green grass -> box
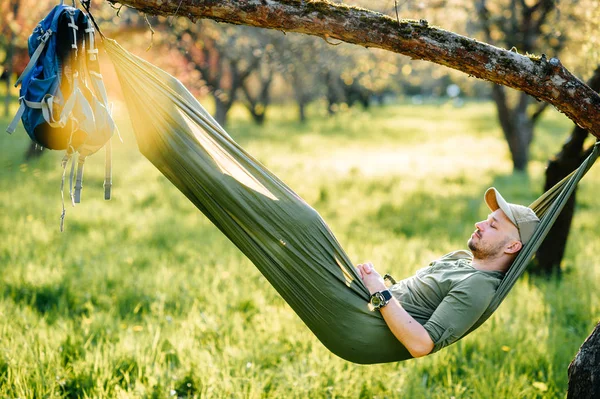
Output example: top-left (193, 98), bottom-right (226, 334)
top-left (1, 100), bottom-right (599, 398)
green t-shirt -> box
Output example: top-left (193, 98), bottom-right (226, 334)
top-left (390, 250), bottom-right (504, 353)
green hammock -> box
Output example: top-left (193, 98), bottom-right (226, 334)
top-left (104, 38), bottom-right (599, 364)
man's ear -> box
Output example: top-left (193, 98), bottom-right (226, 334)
top-left (505, 240), bottom-right (522, 254)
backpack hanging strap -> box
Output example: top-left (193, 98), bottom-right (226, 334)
top-left (60, 152), bottom-right (75, 232)
top-left (74, 156), bottom-right (86, 204)
top-left (85, 24), bottom-right (98, 61)
top-left (104, 138), bottom-right (112, 200)
top-left (66, 9), bottom-right (79, 57)
top-left (69, 151), bottom-right (77, 205)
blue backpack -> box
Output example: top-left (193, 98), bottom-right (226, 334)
top-left (7, 2), bottom-right (117, 230)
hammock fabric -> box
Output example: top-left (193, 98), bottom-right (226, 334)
top-left (104, 38), bottom-right (599, 364)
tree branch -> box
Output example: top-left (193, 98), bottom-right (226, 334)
top-left (107, 0), bottom-right (600, 138)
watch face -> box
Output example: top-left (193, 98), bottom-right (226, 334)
top-left (370, 293), bottom-right (382, 308)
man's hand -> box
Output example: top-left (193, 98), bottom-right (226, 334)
top-left (357, 262), bottom-right (434, 358)
top-left (356, 262), bottom-right (387, 294)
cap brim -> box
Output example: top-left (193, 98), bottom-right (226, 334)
top-left (484, 187), bottom-right (517, 226)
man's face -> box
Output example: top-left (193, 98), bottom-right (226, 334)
top-left (467, 209), bottom-right (520, 259)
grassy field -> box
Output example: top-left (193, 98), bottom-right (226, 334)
top-left (0, 99), bottom-right (599, 398)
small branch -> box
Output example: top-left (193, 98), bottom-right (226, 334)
top-left (143, 14), bottom-right (155, 50)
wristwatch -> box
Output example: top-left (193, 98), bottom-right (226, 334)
top-left (370, 289), bottom-right (392, 310)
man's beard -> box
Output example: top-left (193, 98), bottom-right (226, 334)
top-left (468, 236), bottom-right (509, 260)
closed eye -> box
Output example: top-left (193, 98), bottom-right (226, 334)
top-left (488, 214), bottom-right (499, 229)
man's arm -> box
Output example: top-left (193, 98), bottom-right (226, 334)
top-left (358, 263), bottom-right (434, 358)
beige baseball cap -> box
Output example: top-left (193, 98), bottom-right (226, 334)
top-left (484, 187), bottom-right (540, 245)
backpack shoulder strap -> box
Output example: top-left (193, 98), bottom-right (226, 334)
top-left (13, 29), bottom-right (53, 88)
top-left (82, 16), bottom-right (115, 200)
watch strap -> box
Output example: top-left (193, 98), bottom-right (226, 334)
top-left (380, 289), bottom-right (392, 301)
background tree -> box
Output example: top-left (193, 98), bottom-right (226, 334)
top-left (530, 0), bottom-right (600, 275)
top-left (174, 21), bottom-right (264, 127)
top-left (274, 33), bottom-right (322, 122)
top-left (473, 0), bottom-right (566, 171)
top-left (239, 41), bottom-right (276, 125)
top-left (532, 67), bottom-right (599, 275)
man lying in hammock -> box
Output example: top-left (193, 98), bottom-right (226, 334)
top-left (356, 187), bottom-right (540, 358)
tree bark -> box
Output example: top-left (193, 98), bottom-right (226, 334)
top-left (533, 66), bottom-right (600, 275)
top-left (568, 321), bottom-right (600, 399)
top-left (108, 0), bottom-right (600, 139)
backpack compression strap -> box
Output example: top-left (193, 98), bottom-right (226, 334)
top-left (6, 29), bottom-right (54, 135)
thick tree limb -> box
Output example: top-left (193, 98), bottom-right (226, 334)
top-left (107, 0), bottom-right (600, 138)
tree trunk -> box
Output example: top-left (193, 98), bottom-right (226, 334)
top-left (509, 123), bottom-right (531, 172)
top-left (214, 96), bottom-right (232, 127)
top-left (298, 101), bottom-right (306, 123)
top-left (291, 69), bottom-right (309, 123)
top-left (532, 129), bottom-right (589, 275)
top-left (567, 321), bottom-right (600, 399)
top-left (533, 66), bottom-right (600, 275)
top-left (491, 86), bottom-right (533, 171)
top-left (325, 70), bottom-right (343, 116)
top-left (249, 108), bottom-right (266, 125)
top-left (512, 93), bottom-right (533, 171)
top-left (241, 71), bottom-right (273, 126)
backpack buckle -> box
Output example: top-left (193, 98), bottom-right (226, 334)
top-left (39, 29), bottom-right (53, 44)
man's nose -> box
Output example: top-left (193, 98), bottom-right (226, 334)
top-left (475, 221), bottom-right (485, 230)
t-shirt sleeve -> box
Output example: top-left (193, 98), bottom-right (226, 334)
top-left (423, 274), bottom-right (497, 353)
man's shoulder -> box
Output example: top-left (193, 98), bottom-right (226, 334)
top-left (456, 268), bottom-right (503, 294)
top-left (436, 250), bottom-right (473, 263)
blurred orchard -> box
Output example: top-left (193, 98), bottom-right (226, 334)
top-left (2, 0), bottom-right (600, 168)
